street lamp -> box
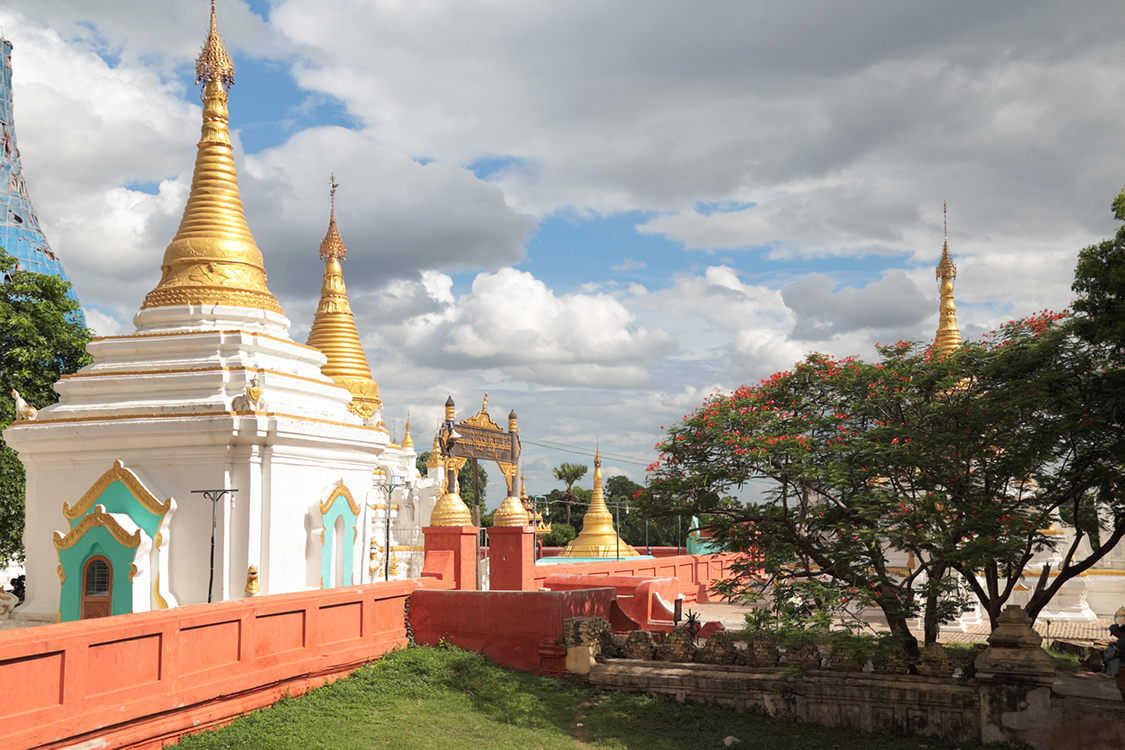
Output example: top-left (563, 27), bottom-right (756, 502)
top-left (191, 488), bottom-right (238, 603)
top-left (607, 501), bottom-right (631, 560)
top-left (379, 474), bottom-right (402, 581)
top-left (532, 495), bottom-right (547, 560)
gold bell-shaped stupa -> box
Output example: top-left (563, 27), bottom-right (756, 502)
top-left (141, 2), bottom-right (282, 315)
top-left (558, 448), bottom-right (638, 558)
top-left (305, 178), bottom-right (382, 421)
top-left (933, 202), bottom-right (962, 361)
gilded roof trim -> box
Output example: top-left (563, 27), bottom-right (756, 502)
top-left (63, 459), bottom-right (172, 521)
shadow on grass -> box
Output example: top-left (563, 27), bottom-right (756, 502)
top-left (176, 645), bottom-right (1023, 750)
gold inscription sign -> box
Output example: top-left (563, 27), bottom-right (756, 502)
top-left (451, 424), bottom-right (518, 463)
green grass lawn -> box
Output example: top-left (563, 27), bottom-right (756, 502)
top-left (175, 645), bottom-right (1015, 750)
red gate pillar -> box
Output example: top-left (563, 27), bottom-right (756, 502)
top-left (487, 525), bottom-right (536, 591)
top-left (422, 526), bottom-right (479, 590)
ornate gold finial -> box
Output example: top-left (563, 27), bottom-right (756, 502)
top-left (141, 2), bottom-right (282, 314)
top-left (305, 180), bottom-right (382, 419)
top-left (508, 408), bottom-right (518, 433)
top-left (320, 175), bottom-right (346, 261)
top-left (197, 1), bottom-right (235, 93)
top-left (244, 564), bottom-right (259, 595)
top-left (933, 201), bottom-right (962, 360)
top-left (403, 417), bottom-right (414, 449)
top-left (559, 446), bottom-right (639, 558)
top-left (445, 396), bottom-right (456, 421)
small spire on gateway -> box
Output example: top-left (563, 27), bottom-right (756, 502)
top-left (141, 0), bottom-right (282, 314)
top-left (933, 201), bottom-right (962, 360)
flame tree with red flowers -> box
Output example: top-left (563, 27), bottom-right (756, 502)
top-left (642, 193), bottom-right (1125, 649)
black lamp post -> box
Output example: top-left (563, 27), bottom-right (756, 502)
top-left (191, 488), bottom-right (238, 603)
top-left (381, 474), bottom-right (402, 581)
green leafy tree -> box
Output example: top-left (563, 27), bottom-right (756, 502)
top-left (605, 474), bottom-right (680, 548)
top-left (0, 249), bottom-right (92, 563)
top-left (1071, 188), bottom-right (1125, 351)
top-left (642, 310), bottom-right (1125, 648)
top-left (552, 462), bottom-right (588, 526)
top-left (542, 523), bottom-right (576, 548)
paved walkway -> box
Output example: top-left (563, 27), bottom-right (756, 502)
top-left (689, 601), bottom-right (1117, 646)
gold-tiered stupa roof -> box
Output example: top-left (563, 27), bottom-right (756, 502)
top-left (305, 178), bottom-right (382, 420)
top-left (933, 202), bottom-right (962, 360)
top-left (141, 2), bottom-right (282, 314)
top-left (558, 448), bottom-right (639, 558)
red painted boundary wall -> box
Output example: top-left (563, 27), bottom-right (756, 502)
top-left (530, 552), bottom-right (741, 603)
top-left (0, 578), bottom-right (448, 750)
top-left (409, 588), bottom-right (616, 675)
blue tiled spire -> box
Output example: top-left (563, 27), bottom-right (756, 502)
top-left (0, 38), bottom-right (83, 321)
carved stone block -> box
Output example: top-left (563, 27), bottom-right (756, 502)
top-left (623, 630), bottom-right (658, 660)
top-left (745, 632), bottom-right (780, 667)
top-left (698, 629), bottom-right (737, 665)
top-left (916, 642), bottom-right (954, 678)
top-left (656, 626), bottom-right (698, 662)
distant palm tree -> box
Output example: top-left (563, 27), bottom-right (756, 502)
top-left (553, 462), bottom-right (588, 526)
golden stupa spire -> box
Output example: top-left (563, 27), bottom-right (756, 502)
top-left (141, 1), bottom-right (282, 314)
top-left (305, 177), bottom-right (382, 419)
top-left (403, 418), bottom-right (414, 449)
top-left (558, 446), bottom-right (639, 558)
top-left (428, 433), bottom-right (442, 469)
top-left (933, 202), bottom-right (962, 360)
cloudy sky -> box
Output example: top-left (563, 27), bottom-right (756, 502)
top-left (4, 1), bottom-right (1124, 506)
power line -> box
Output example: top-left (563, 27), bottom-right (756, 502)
top-left (520, 437), bottom-right (653, 467)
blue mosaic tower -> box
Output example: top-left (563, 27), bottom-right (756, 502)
top-left (0, 38), bottom-right (82, 317)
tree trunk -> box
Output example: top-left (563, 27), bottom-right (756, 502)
top-left (880, 607), bottom-right (920, 659)
top-left (922, 563), bottom-right (947, 645)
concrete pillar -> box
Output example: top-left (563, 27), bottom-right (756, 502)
top-left (487, 525), bottom-right (535, 591)
top-left (422, 525), bottom-right (479, 590)
top-left (975, 605), bottom-right (1058, 749)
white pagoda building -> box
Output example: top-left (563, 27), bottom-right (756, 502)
top-left (5, 9), bottom-right (389, 622)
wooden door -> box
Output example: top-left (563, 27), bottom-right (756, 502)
top-left (81, 556), bottom-right (112, 619)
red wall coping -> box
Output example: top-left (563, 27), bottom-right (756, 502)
top-left (1, 580), bottom-right (420, 750)
top-left (529, 552), bottom-right (741, 602)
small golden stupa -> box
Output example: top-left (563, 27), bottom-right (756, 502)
top-left (933, 202), bottom-right (962, 360)
top-left (304, 177), bottom-right (382, 421)
top-left (558, 448), bottom-right (638, 558)
top-left (493, 478), bottom-right (531, 528)
top-left (141, 1), bottom-right (282, 314)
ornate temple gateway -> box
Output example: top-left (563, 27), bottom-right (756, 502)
top-left (4, 7), bottom-right (388, 622)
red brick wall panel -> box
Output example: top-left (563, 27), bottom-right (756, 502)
top-left (0, 579), bottom-right (419, 750)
